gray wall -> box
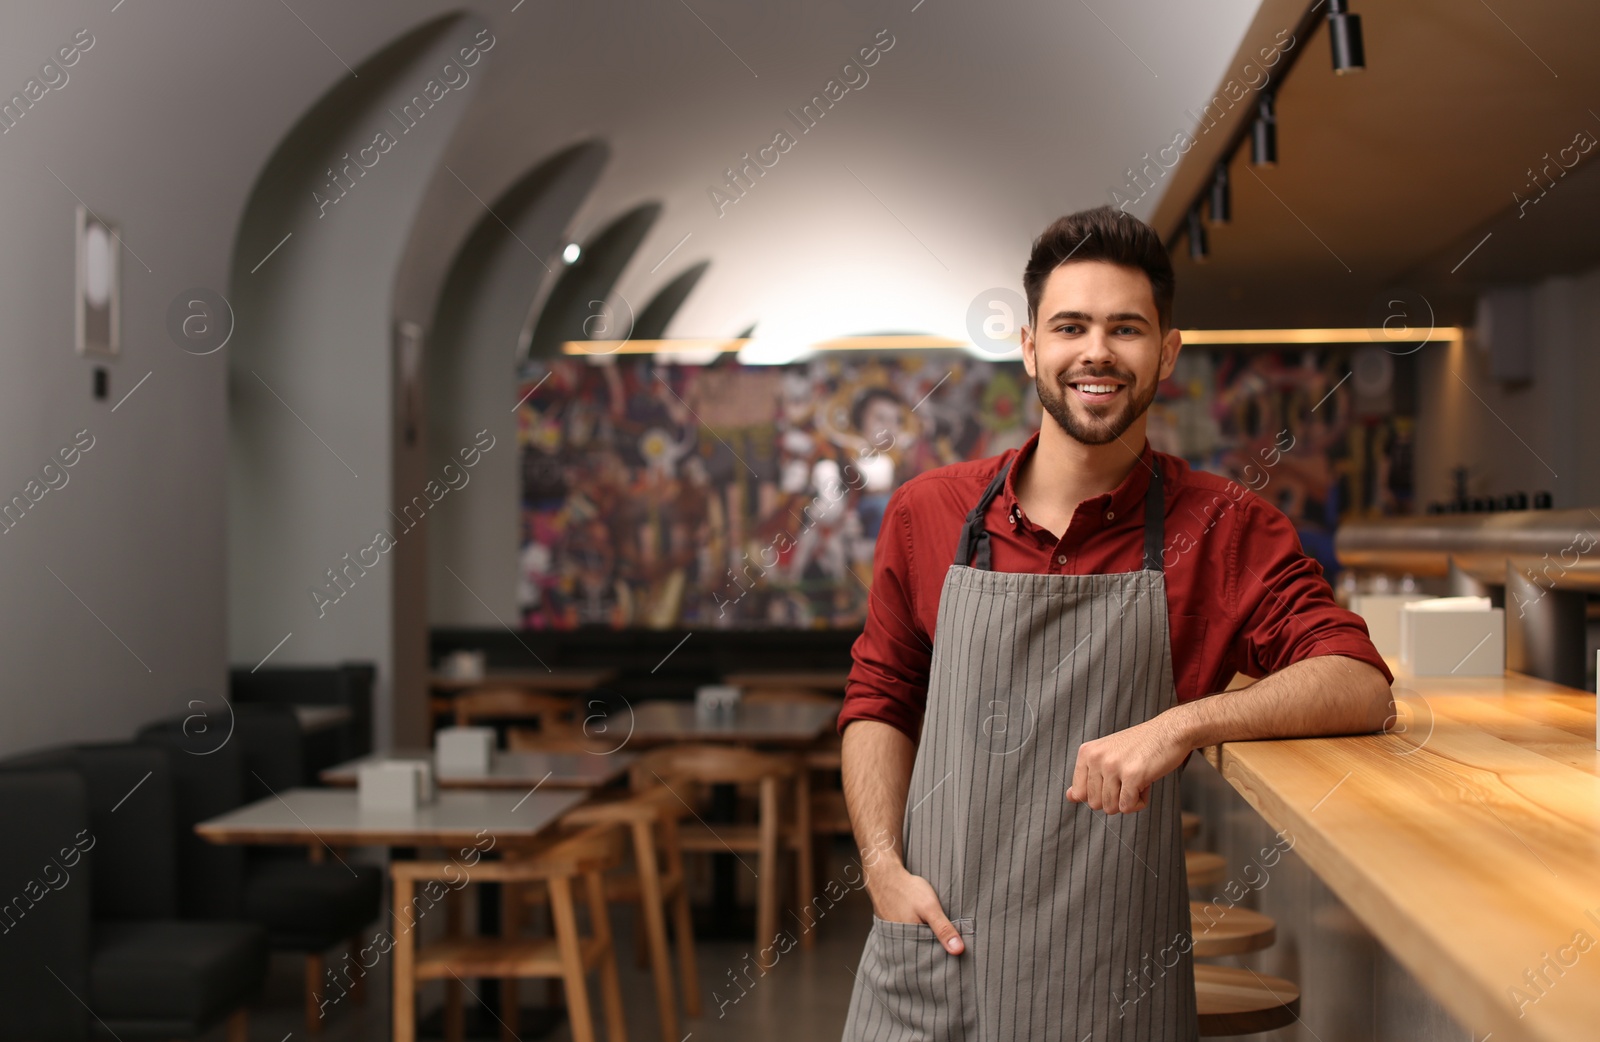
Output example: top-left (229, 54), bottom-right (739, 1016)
top-left (1413, 267), bottom-right (1600, 512)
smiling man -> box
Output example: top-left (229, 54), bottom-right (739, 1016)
top-left (837, 206), bottom-right (1393, 1042)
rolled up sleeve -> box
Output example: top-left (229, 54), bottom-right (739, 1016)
top-left (839, 487), bottom-right (933, 742)
top-left (1230, 499), bottom-right (1394, 686)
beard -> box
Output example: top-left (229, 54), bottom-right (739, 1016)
top-left (1034, 365), bottom-right (1156, 446)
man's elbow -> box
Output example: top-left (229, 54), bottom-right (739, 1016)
top-left (1354, 661), bottom-right (1395, 734)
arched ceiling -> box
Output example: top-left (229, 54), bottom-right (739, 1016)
top-left (414, 0), bottom-right (1263, 345)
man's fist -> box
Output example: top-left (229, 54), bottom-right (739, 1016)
top-left (1066, 713), bottom-right (1191, 814)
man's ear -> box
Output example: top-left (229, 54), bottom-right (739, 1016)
top-left (1020, 319), bottom-right (1038, 379)
top-left (1159, 325), bottom-right (1182, 381)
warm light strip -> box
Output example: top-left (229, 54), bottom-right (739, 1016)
top-left (561, 327), bottom-right (1463, 356)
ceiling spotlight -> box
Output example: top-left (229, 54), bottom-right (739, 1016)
top-left (562, 242), bottom-right (581, 264)
top-left (1327, 0), bottom-right (1366, 73)
top-left (1187, 205), bottom-right (1208, 261)
top-left (1208, 161), bottom-right (1231, 226)
top-left (1251, 95), bottom-right (1277, 166)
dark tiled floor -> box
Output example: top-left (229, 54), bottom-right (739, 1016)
top-left (211, 864), bottom-right (873, 1042)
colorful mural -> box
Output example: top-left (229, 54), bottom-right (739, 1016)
top-left (515, 347), bottom-right (1412, 629)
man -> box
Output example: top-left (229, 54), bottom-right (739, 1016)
top-left (838, 206), bottom-right (1393, 1042)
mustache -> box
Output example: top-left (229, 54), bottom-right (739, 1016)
top-left (1054, 368), bottom-right (1137, 386)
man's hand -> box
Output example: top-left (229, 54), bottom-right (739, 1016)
top-left (1066, 712), bottom-right (1191, 814)
top-left (866, 862), bottom-right (966, 955)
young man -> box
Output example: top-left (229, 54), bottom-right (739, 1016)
top-left (837, 206), bottom-right (1393, 1042)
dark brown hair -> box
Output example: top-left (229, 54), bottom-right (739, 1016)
top-left (1023, 206), bottom-right (1175, 330)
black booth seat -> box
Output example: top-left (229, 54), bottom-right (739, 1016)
top-left (241, 859), bottom-right (382, 950)
top-left (0, 746), bottom-right (267, 1041)
top-left (91, 920), bottom-right (268, 1038)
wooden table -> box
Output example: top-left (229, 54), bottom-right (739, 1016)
top-left (627, 700), bottom-right (839, 747)
top-left (1203, 666), bottom-right (1600, 1042)
top-left (318, 750), bottom-right (635, 790)
top-left (195, 788), bottom-right (586, 849)
top-left (428, 669), bottom-right (618, 694)
top-left (723, 670), bottom-right (851, 692)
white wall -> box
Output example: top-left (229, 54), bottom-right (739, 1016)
top-left (0, 1), bottom-right (464, 757)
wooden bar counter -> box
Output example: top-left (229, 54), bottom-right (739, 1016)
top-left (1200, 666), bottom-right (1600, 1042)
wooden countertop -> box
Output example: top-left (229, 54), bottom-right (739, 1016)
top-left (1203, 667), bottom-right (1600, 1042)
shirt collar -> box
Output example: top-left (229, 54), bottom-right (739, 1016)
top-left (1001, 429), bottom-right (1158, 528)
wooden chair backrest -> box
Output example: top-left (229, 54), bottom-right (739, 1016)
top-left (740, 688), bottom-right (843, 708)
top-left (628, 742), bottom-right (799, 791)
top-left (452, 688), bottom-right (578, 730)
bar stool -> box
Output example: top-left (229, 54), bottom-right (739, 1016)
top-left (1185, 849), bottom-right (1227, 888)
top-left (390, 823), bottom-right (630, 1042)
top-left (1189, 901), bottom-right (1276, 957)
top-left (1194, 964), bottom-right (1300, 1035)
top-left (630, 744), bottom-right (812, 952)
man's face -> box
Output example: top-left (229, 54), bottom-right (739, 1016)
top-left (1020, 260), bottom-right (1181, 446)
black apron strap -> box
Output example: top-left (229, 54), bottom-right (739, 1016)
top-left (953, 458), bottom-right (1014, 570)
top-left (1142, 461), bottom-right (1165, 573)
top-left (954, 452), bottom-right (1165, 573)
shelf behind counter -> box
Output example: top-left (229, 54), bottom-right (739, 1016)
top-left (1201, 665), bottom-right (1600, 1042)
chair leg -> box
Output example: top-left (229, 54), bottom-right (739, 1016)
top-left (226, 1007), bottom-right (248, 1042)
top-left (502, 884), bottom-right (521, 1042)
top-left (757, 778), bottom-right (781, 954)
top-left (794, 771), bottom-right (815, 950)
top-left (304, 953), bottom-right (324, 1034)
top-left (392, 878), bottom-right (417, 1042)
top-left (346, 937), bottom-right (367, 1004)
top-left (551, 875), bottom-right (599, 1042)
top-left (662, 817), bottom-right (701, 1017)
top-left (631, 819), bottom-right (677, 1042)
top-left (586, 869), bottom-right (629, 1042)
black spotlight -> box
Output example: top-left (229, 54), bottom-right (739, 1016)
top-left (1251, 95), bottom-right (1277, 166)
top-left (1187, 205), bottom-right (1208, 261)
top-left (1327, 0), bottom-right (1366, 73)
top-left (1208, 161), bottom-right (1230, 225)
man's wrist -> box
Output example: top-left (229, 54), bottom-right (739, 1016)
top-left (1160, 699), bottom-right (1210, 752)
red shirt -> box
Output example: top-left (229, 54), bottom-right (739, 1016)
top-left (840, 431), bottom-right (1392, 742)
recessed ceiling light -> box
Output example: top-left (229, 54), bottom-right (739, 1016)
top-left (562, 243), bottom-right (581, 264)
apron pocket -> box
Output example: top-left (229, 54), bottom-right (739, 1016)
top-left (852, 916), bottom-right (977, 1041)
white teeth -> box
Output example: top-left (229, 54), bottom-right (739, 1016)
top-left (1077, 384), bottom-right (1118, 394)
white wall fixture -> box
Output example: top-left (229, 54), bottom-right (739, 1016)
top-left (75, 206), bottom-right (119, 357)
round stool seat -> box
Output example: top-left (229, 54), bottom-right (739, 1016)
top-left (1194, 964), bottom-right (1300, 1036)
top-left (1189, 901), bottom-right (1276, 957)
top-left (1181, 811), bottom-right (1201, 842)
top-left (1185, 849), bottom-right (1227, 888)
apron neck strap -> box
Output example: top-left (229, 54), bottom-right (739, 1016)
top-left (954, 453), bottom-right (1167, 573)
top-left (953, 458), bottom-right (1014, 570)
top-left (1141, 462), bottom-right (1165, 573)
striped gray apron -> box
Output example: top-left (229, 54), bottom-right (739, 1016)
top-left (843, 459), bottom-right (1197, 1042)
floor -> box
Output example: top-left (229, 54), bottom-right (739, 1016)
top-left (214, 855), bottom-right (873, 1042)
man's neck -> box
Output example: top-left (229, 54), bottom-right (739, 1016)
top-left (1014, 417), bottom-right (1148, 537)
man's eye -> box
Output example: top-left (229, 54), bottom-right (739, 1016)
top-left (1057, 324), bottom-right (1081, 334)
top-left (1115, 325), bottom-right (1140, 335)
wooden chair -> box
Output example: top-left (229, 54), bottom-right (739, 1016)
top-left (741, 689), bottom-right (851, 887)
top-left (390, 823), bottom-right (630, 1042)
top-left (1194, 964), bottom-right (1300, 1035)
top-left (452, 688), bottom-right (580, 732)
top-left (629, 744), bottom-right (813, 952)
top-left (561, 788), bottom-right (701, 1042)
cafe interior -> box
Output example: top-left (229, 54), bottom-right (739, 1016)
top-left (2, 0), bottom-right (1598, 1040)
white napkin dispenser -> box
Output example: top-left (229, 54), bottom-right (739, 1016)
top-left (358, 760), bottom-right (436, 811)
top-left (434, 726), bottom-right (496, 777)
top-left (1399, 596), bottom-right (1503, 676)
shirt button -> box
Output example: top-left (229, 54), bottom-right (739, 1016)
top-left (1106, 511), bottom-right (1116, 521)
top-left (1057, 554), bottom-right (1068, 565)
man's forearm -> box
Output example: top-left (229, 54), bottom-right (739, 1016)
top-left (1167, 655), bottom-right (1393, 750)
top-left (841, 719), bottom-right (916, 873)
